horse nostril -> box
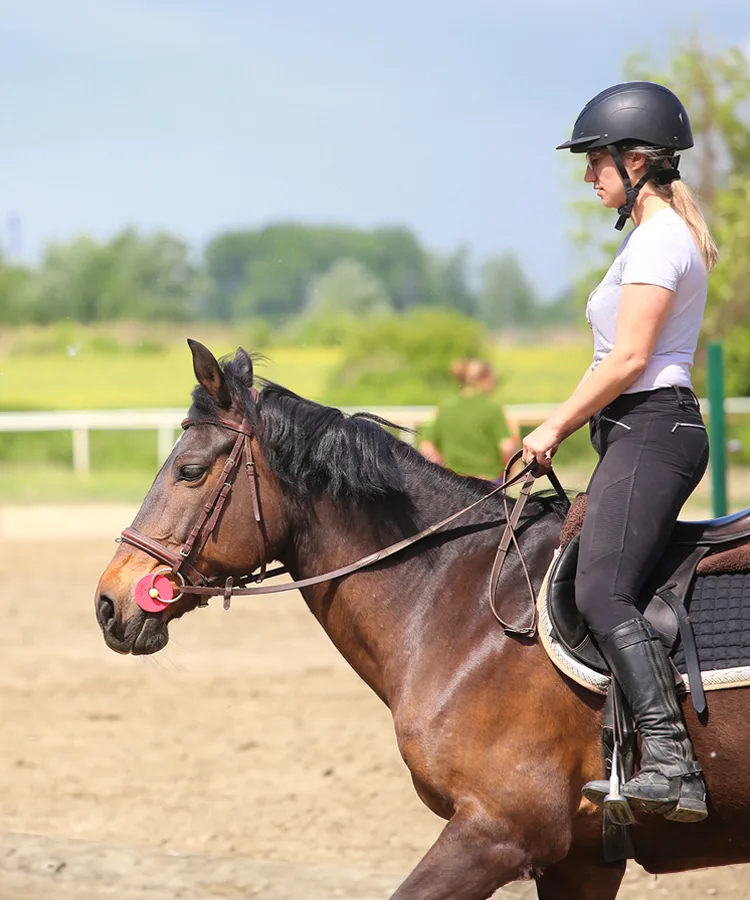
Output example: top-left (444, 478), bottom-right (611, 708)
top-left (97, 594), bottom-right (116, 629)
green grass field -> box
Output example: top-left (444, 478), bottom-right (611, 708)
top-left (0, 463), bottom-right (157, 504)
top-left (1, 343), bottom-right (340, 409)
top-left (0, 323), bottom-right (591, 502)
top-left (491, 340), bottom-right (592, 404)
top-left (1, 323), bottom-right (745, 509)
top-left (0, 323), bottom-right (594, 411)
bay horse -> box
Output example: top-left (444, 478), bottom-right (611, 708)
top-left (95, 340), bottom-right (750, 899)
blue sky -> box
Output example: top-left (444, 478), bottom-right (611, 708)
top-left (2, 0), bottom-right (748, 300)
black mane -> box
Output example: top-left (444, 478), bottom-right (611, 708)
top-left (191, 353), bottom-right (569, 527)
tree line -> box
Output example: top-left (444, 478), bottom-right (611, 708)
top-left (1, 31), bottom-right (748, 394)
top-left (0, 223), bottom-right (566, 331)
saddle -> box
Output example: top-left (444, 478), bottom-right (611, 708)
top-left (540, 495), bottom-right (750, 863)
top-left (546, 494), bottom-right (750, 716)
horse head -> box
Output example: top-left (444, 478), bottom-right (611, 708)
top-left (95, 339), bottom-right (288, 655)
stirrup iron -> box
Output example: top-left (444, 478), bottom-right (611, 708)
top-left (603, 742), bottom-right (635, 826)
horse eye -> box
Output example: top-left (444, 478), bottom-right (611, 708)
top-left (179, 465), bottom-right (206, 482)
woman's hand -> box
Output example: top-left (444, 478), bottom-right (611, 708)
top-left (522, 420), bottom-right (562, 473)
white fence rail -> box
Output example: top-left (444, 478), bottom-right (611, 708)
top-left (2, 399), bottom-right (750, 476)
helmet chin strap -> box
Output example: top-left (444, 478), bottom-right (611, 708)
top-left (607, 144), bottom-right (682, 231)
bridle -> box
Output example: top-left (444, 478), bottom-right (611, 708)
top-left (120, 409), bottom-right (274, 607)
top-left (120, 401), bottom-right (569, 637)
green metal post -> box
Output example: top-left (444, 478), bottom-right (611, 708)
top-left (707, 341), bottom-right (727, 517)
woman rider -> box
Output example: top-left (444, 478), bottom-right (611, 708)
top-left (522, 82), bottom-right (718, 823)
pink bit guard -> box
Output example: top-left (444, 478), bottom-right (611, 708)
top-left (135, 573), bottom-right (175, 613)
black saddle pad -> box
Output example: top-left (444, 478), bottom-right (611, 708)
top-left (547, 537), bottom-right (750, 677)
top-left (672, 573), bottom-right (750, 675)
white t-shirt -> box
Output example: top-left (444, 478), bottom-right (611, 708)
top-left (586, 207), bottom-right (708, 393)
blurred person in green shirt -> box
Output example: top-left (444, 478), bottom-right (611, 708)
top-left (418, 359), bottom-right (519, 480)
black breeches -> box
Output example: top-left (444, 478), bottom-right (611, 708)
top-left (575, 387), bottom-right (709, 638)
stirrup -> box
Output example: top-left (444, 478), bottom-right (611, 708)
top-left (582, 744), bottom-right (634, 826)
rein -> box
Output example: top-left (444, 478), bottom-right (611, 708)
top-left (120, 410), bottom-right (569, 636)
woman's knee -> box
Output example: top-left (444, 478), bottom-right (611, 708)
top-left (574, 569), bottom-right (640, 636)
top-left (573, 583), bottom-right (602, 629)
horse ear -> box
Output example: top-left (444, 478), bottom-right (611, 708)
top-left (234, 347), bottom-right (254, 387)
top-left (188, 339), bottom-right (231, 408)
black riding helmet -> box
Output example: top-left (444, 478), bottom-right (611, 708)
top-left (557, 82), bottom-right (693, 230)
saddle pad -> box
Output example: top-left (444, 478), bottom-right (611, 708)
top-left (672, 573), bottom-right (750, 674)
top-left (537, 551), bottom-right (750, 696)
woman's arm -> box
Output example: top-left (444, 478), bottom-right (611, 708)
top-left (523, 282), bottom-right (674, 468)
top-left (575, 364), bottom-right (595, 389)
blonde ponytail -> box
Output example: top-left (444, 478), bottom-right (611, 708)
top-left (627, 146), bottom-right (719, 271)
top-left (668, 180), bottom-right (719, 271)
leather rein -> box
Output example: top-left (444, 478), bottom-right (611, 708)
top-left (120, 411), bottom-right (569, 637)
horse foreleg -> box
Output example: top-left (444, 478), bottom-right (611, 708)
top-left (534, 851), bottom-right (626, 900)
top-left (389, 810), bottom-right (540, 900)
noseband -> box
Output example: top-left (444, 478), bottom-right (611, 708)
top-left (120, 412), bottom-right (273, 609)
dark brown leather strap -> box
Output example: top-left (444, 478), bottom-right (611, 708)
top-left (121, 418), bottom-right (253, 584)
top-left (182, 429), bottom-right (245, 563)
top-left (180, 461), bottom-right (538, 601)
top-left (657, 587), bottom-right (707, 716)
top-left (120, 527), bottom-right (206, 585)
top-left (488, 469), bottom-right (538, 636)
top-left (483, 450), bottom-right (570, 637)
top-left (244, 438), bottom-right (267, 581)
top-left (121, 413), bottom-right (565, 634)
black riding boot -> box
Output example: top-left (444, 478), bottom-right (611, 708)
top-left (582, 617), bottom-right (707, 822)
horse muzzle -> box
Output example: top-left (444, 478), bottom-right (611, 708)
top-left (96, 593), bottom-right (169, 655)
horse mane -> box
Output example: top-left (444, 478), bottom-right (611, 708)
top-left (190, 352), bottom-right (570, 526)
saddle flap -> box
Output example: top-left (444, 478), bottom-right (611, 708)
top-left (547, 537), bottom-right (609, 675)
top-left (546, 536), bottom-right (694, 676)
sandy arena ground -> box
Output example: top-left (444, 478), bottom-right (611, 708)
top-left (0, 504), bottom-right (749, 898)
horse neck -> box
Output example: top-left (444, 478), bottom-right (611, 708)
top-left (276, 475), bottom-right (556, 707)
top-left (276, 494), bottom-right (407, 701)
